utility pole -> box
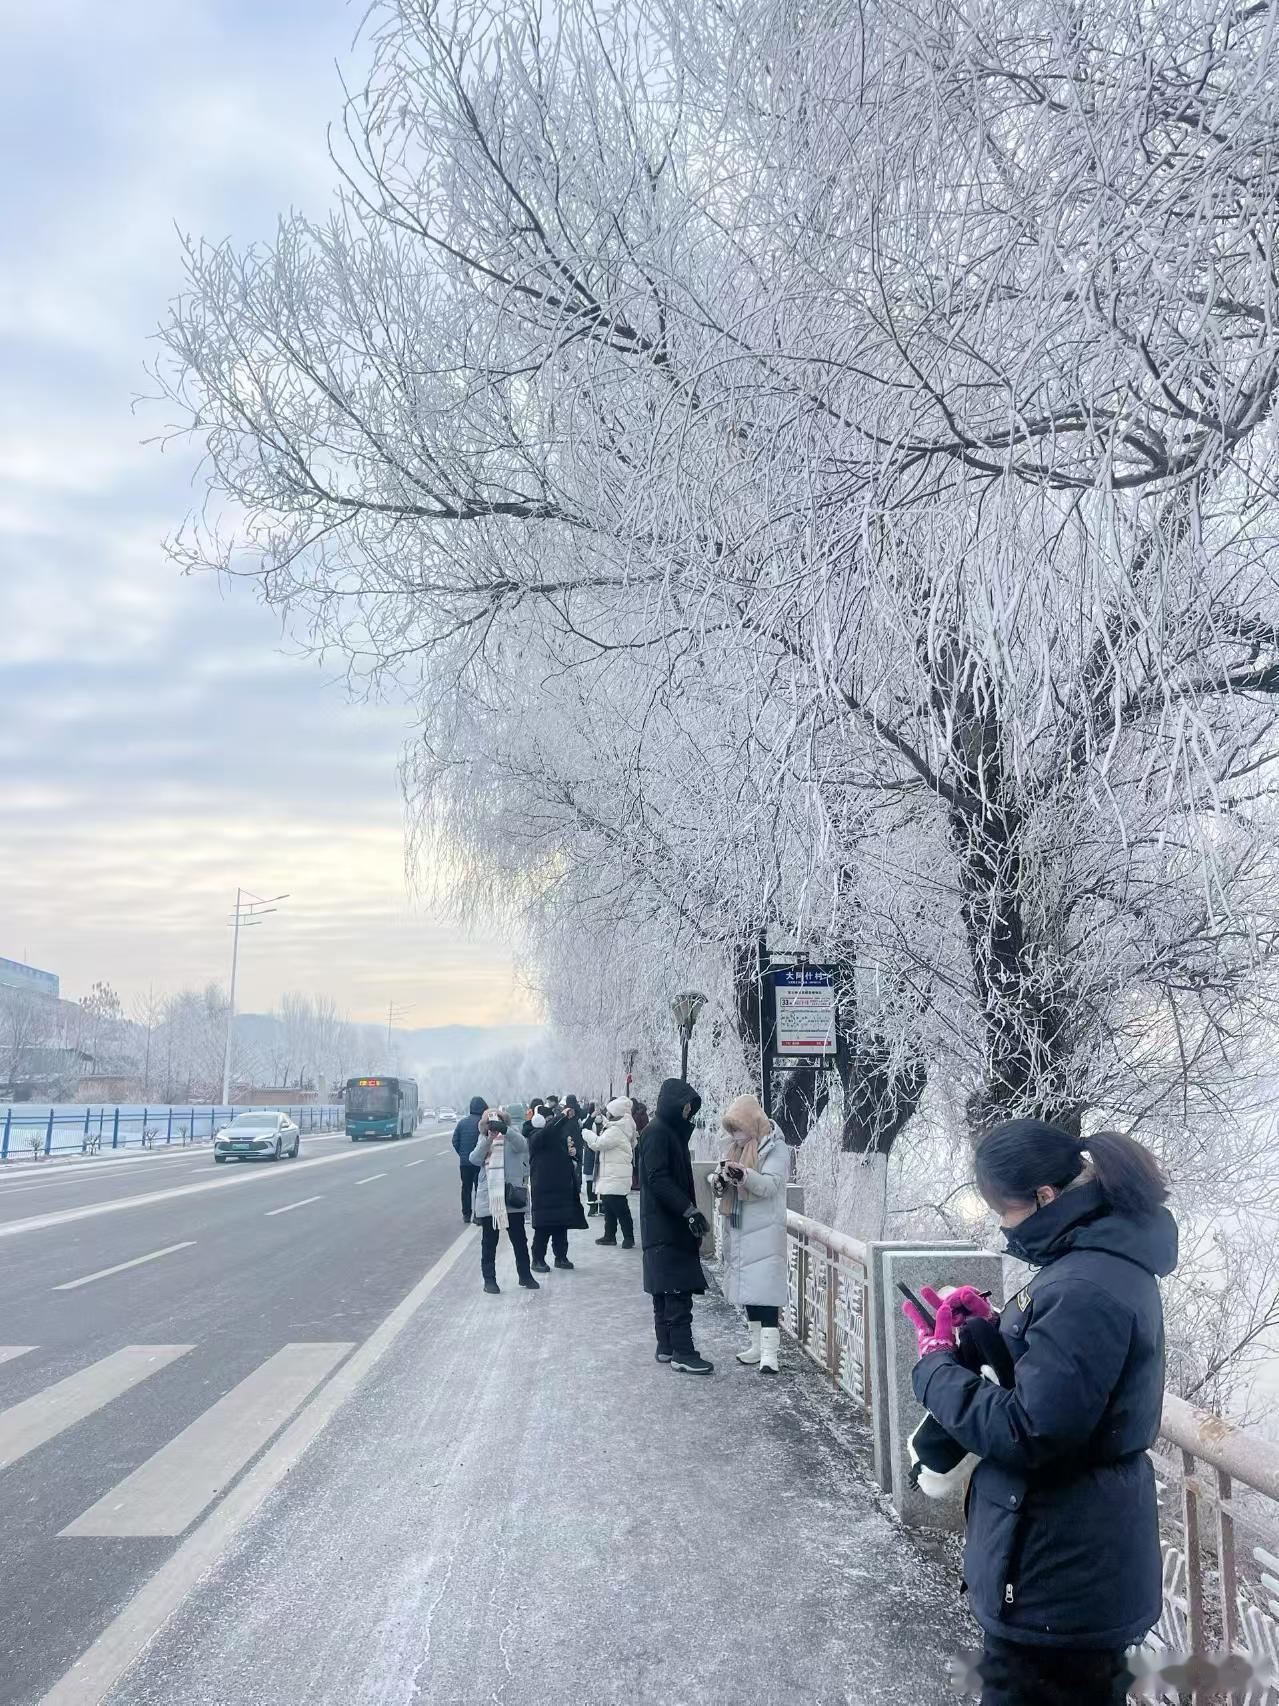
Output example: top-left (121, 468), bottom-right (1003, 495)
top-left (220, 889), bottom-right (288, 1106)
top-left (386, 1000), bottom-right (412, 1070)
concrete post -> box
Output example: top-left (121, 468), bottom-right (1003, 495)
top-left (880, 1246), bottom-right (1004, 1529)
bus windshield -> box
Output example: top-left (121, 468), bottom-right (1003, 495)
top-left (347, 1082), bottom-right (397, 1118)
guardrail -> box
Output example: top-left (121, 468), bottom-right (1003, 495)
top-left (777, 1209), bottom-right (1279, 1701)
top-left (0, 1103), bottom-right (345, 1161)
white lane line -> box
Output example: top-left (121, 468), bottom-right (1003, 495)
top-left (61, 1343), bottom-right (354, 1538)
top-left (0, 1347), bottom-right (35, 1367)
top-left (355, 1173), bottom-right (386, 1185)
top-left (39, 1229), bottom-right (473, 1706)
top-left (53, 1243), bottom-right (196, 1293)
top-left (404, 1159), bottom-right (425, 1168)
top-left (0, 1132), bottom-right (434, 1242)
top-left (0, 1346), bottom-right (191, 1470)
top-left (264, 1196), bottom-right (322, 1217)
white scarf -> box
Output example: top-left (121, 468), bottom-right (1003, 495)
top-left (486, 1131), bottom-right (508, 1231)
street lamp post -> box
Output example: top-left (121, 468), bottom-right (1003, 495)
top-left (670, 993), bottom-right (707, 1082)
top-left (220, 889), bottom-right (288, 1107)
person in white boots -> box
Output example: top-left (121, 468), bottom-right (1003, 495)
top-left (709, 1093), bottom-right (789, 1373)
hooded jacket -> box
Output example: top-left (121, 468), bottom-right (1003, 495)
top-left (638, 1078), bottom-right (706, 1296)
top-left (452, 1096), bottom-right (488, 1163)
top-left (912, 1178), bottom-right (1177, 1650)
top-left (714, 1124), bottom-right (789, 1308)
top-left (528, 1113), bottom-right (588, 1230)
top-left (586, 1097), bottom-right (637, 1197)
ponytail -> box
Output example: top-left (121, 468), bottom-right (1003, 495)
top-left (976, 1118), bottom-right (1168, 1217)
top-left (1082, 1129), bottom-right (1169, 1217)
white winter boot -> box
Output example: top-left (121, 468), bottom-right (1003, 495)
top-left (759, 1326), bottom-right (781, 1374)
top-left (736, 1321), bottom-right (762, 1365)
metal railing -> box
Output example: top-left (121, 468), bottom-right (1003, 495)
top-left (0, 1103), bottom-right (345, 1161)
top-left (776, 1209), bottom-right (1279, 1702)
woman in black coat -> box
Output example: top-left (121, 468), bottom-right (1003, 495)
top-left (638, 1078), bottom-right (712, 1375)
top-left (528, 1104), bottom-right (587, 1272)
top-left (907, 1119), bottom-right (1176, 1706)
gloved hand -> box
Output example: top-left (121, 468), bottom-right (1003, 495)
top-left (902, 1284), bottom-right (993, 1359)
top-left (686, 1210), bottom-right (710, 1241)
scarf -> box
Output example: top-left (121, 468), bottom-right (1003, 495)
top-left (485, 1130), bottom-right (508, 1231)
top-left (716, 1132), bottom-right (762, 1220)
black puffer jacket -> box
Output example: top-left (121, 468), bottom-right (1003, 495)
top-left (528, 1115), bottom-right (588, 1230)
top-left (913, 1179), bottom-right (1177, 1650)
top-left (638, 1078), bottom-right (706, 1296)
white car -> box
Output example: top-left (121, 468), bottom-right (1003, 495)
top-left (214, 1110), bottom-right (301, 1163)
top-left (437, 1107), bottom-right (458, 1123)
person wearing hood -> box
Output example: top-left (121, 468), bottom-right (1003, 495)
top-left (638, 1078), bottom-right (712, 1375)
top-left (470, 1107), bottom-right (539, 1295)
top-left (528, 1098), bottom-right (588, 1272)
top-left (709, 1093), bottom-right (789, 1374)
top-left (587, 1096), bottom-right (638, 1248)
top-left (452, 1095), bottom-right (489, 1226)
top-left (903, 1120), bottom-right (1177, 1706)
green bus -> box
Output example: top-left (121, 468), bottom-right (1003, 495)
top-left (345, 1075), bottom-right (420, 1141)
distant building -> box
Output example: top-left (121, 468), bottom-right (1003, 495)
top-left (0, 957), bottom-right (59, 1000)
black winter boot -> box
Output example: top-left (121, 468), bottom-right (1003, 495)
top-left (671, 1350), bottom-right (714, 1376)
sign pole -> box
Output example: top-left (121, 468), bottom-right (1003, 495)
top-left (758, 932), bottom-right (773, 1122)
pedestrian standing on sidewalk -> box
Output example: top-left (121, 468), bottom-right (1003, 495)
top-left (470, 1108), bottom-right (540, 1295)
top-left (528, 1100), bottom-right (588, 1272)
top-left (629, 1098), bottom-right (648, 1193)
top-left (709, 1094), bottom-right (788, 1374)
top-left (639, 1077), bottom-right (712, 1375)
top-left (904, 1120), bottom-right (1176, 1706)
top-left (579, 1102), bottom-right (602, 1214)
top-left (588, 1096), bottom-right (637, 1248)
top-left (452, 1095), bottom-right (488, 1226)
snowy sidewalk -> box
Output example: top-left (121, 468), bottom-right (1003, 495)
top-left (111, 1227), bottom-right (960, 1706)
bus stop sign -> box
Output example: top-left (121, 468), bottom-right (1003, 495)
top-left (771, 967), bottom-right (837, 1063)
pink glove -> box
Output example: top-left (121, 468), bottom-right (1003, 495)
top-left (901, 1285), bottom-right (995, 1358)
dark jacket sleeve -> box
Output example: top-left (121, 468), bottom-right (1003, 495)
top-left (645, 1131), bottom-right (694, 1221)
top-left (452, 1120), bottom-right (468, 1160)
top-left (912, 1279), bottom-right (1135, 1472)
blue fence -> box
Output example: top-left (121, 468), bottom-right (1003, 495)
top-left (0, 1103), bottom-right (345, 1162)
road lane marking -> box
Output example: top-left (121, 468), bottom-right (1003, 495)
top-left (61, 1343), bottom-right (353, 1538)
top-left (404, 1159), bottom-right (425, 1168)
top-left (264, 1196), bottom-right (322, 1216)
top-left (356, 1173), bottom-right (386, 1185)
top-left (53, 1242), bottom-right (196, 1292)
top-left (0, 1347), bottom-right (35, 1367)
top-left (0, 1347), bottom-right (191, 1470)
top-left (39, 1230), bottom-right (473, 1706)
top-left (0, 1132), bottom-right (433, 1241)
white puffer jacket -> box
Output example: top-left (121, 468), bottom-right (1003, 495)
top-left (586, 1099), bottom-right (637, 1196)
top-left (714, 1128), bottom-right (789, 1307)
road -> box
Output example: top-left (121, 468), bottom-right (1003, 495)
top-left (0, 1120), bottom-right (467, 1706)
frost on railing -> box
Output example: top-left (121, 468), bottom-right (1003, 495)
top-left (784, 1212), bottom-right (870, 1413)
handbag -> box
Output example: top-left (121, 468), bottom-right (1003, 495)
top-left (504, 1181), bottom-right (529, 1212)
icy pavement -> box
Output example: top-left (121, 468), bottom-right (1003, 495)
top-left (108, 1228), bottom-right (960, 1706)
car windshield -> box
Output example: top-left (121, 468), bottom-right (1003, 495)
top-left (226, 1114), bottom-right (278, 1131)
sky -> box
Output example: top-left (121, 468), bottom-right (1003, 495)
top-left (0, 0), bottom-right (537, 1028)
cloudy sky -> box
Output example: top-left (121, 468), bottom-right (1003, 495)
top-left (1, 0), bottom-right (536, 1028)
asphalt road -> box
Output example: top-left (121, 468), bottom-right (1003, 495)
top-left (0, 1121), bottom-right (467, 1706)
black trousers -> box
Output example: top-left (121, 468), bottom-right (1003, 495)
top-left (651, 1291), bottom-right (695, 1356)
top-left (479, 1213), bottom-right (531, 1284)
top-left (601, 1194), bottom-right (634, 1242)
top-left (459, 1162), bottom-right (479, 1221)
top-left (745, 1303), bottom-right (779, 1327)
top-left (531, 1225), bottom-right (569, 1264)
top-left (978, 1636), bottom-right (1130, 1706)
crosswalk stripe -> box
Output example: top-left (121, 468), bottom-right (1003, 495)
top-left (53, 1242), bottom-right (195, 1291)
top-left (0, 1347), bottom-right (35, 1368)
top-left (264, 1195), bottom-right (322, 1216)
top-left (60, 1342), bottom-right (354, 1538)
top-left (0, 1346), bottom-right (191, 1470)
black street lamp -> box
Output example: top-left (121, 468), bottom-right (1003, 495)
top-left (670, 993), bottom-right (707, 1081)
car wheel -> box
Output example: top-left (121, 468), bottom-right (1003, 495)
top-left (272, 1139), bottom-right (282, 1162)
top-left (350, 1134), bottom-right (359, 1143)
top-left (214, 1154), bottom-right (226, 1164)
top-left (291, 1140), bottom-right (300, 1159)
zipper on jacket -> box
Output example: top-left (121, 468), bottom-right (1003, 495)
top-left (1004, 1584), bottom-right (1015, 1606)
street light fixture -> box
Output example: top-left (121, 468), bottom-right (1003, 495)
top-left (670, 992), bottom-right (707, 1081)
top-left (221, 889), bottom-right (288, 1107)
